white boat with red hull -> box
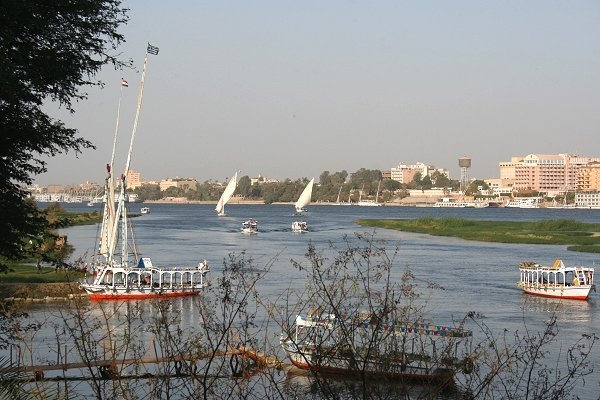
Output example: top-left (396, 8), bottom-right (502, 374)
top-left (518, 259), bottom-right (595, 300)
top-left (81, 44), bottom-right (210, 300)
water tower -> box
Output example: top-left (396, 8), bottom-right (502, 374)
top-left (458, 156), bottom-right (471, 193)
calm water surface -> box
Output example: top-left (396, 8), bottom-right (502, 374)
top-left (19, 204), bottom-right (600, 397)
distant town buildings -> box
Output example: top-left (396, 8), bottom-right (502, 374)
top-left (29, 151), bottom-right (600, 203)
top-left (389, 162), bottom-right (447, 184)
top-left (250, 175), bottom-right (279, 185)
top-left (504, 153), bottom-right (600, 194)
top-left (159, 177), bottom-right (199, 192)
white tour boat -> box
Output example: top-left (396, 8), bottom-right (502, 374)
top-left (505, 197), bottom-right (540, 208)
top-left (518, 259), bottom-right (595, 300)
top-left (241, 218), bottom-right (258, 234)
top-left (81, 44), bottom-right (209, 300)
top-left (291, 221), bottom-right (308, 233)
top-left (433, 197), bottom-right (469, 208)
top-left (280, 313), bottom-right (472, 384)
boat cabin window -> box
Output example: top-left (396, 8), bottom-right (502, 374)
top-left (114, 272), bottom-right (124, 284)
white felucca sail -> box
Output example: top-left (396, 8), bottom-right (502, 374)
top-left (295, 178), bottom-right (314, 213)
top-left (98, 78), bottom-right (127, 262)
top-left (215, 171), bottom-right (239, 216)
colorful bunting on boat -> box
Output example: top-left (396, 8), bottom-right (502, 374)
top-left (298, 314), bottom-right (472, 337)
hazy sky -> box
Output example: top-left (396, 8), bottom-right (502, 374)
top-left (38, 0), bottom-right (600, 186)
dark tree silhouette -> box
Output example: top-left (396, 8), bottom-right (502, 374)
top-left (0, 0), bottom-right (130, 269)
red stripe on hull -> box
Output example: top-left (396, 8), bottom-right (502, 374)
top-left (88, 291), bottom-right (200, 300)
top-left (523, 291), bottom-right (588, 301)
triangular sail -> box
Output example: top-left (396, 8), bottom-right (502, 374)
top-left (215, 171), bottom-right (239, 215)
top-left (335, 186), bottom-right (342, 204)
top-left (295, 178), bottom-right (314, 212)
top-left (98, 76), bottom-right (126, 260)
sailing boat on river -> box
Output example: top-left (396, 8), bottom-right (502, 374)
top-left (215, 170), bottom-right (239, 216)
top-left (81, 44), bottom-right (209, 300)
top-left (294, 178), bottom-right (314, 214)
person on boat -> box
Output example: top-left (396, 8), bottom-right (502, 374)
top-left (197, 260), bottom-right (208, 271)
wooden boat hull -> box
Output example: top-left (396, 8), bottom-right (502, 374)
top-left (520, 285), bottom-right (592, 300)
top-left (282, 344), bottom-right (455, 384)
top-left (280, 314), bottom-right (471, 387)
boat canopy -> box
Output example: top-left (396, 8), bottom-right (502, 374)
top-left (137, 257), bottom-right (154, 268)
top-left (295, 314), bottom-right (472, 337)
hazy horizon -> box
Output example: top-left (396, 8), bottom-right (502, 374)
top-left (37, 1), bottom-right (600, 186)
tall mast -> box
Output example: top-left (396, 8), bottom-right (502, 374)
top-left (110, 43), bottom-right (159, 266)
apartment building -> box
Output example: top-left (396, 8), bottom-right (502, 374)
top-left (512, 153), bottom-right (600, 193)
top-left (390, 162), bottom-right (435, 184)
top-left (577, 163), bottom-right (600, 191)
top-left (126, 170), bottom-right (142, 189)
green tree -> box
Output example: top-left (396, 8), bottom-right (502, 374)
top-left (408, 172), bottom-right (423, 189)
top-left (133, 184), bottom-right (162, 201)
top-left (0, 1), bottom-right (129, 270)
top-left (237, 175), bottom-right (252, 197)
top-left (421, 175), bottom-right (433, 189)
top-left (382, 179), bottom-right (401, 192)
top-left (466, 179), bottom-right (490, 196)
top-left (430, 170), bottom-right (457, 188)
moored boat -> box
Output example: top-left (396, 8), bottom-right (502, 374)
top-left (356, 181), bottom-right (383, 206)
top-left (280, 313), bottom-right (472, 384)
top-left (292, 221), bottom-right (308, 233)
top-left (433, 197), bottom-right (468, 208)
top-left (518, 259), bottom-right (595, 300)
top-left (140, 206), bottom-right (150, 214)
top-left (83, 258), bottom-right (209, 300)
top-left (505, 197), bottom-right (540, 208)
top-left (81, 44), bottom-right (210, 300)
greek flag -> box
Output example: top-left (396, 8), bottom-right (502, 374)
top-left (147, 43), bottom-right (159, 55)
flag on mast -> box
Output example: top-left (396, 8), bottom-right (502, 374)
top-left (121, 79), bottom-right (129, 87)
top-left (147, 43), bottom-right (159, 55)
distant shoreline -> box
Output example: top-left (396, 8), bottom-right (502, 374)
top-left (142, 199), bottom-right (421, 207)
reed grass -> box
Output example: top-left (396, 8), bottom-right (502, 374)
top-left (355, 218), bottom-right (600, 252)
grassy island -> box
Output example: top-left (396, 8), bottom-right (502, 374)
top-left (355, 217), bottom-right (600, 253)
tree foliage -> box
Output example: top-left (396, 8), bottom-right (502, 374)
top-left (0, 1), bottom-right (129, 268)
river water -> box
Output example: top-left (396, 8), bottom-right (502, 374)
top-left (12, 203), bottom-right (600, 398)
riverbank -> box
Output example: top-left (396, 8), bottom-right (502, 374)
top-left (142, 198), bottom-right (424, 206)
top-left (0, 282), bottom-right (84, 301)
